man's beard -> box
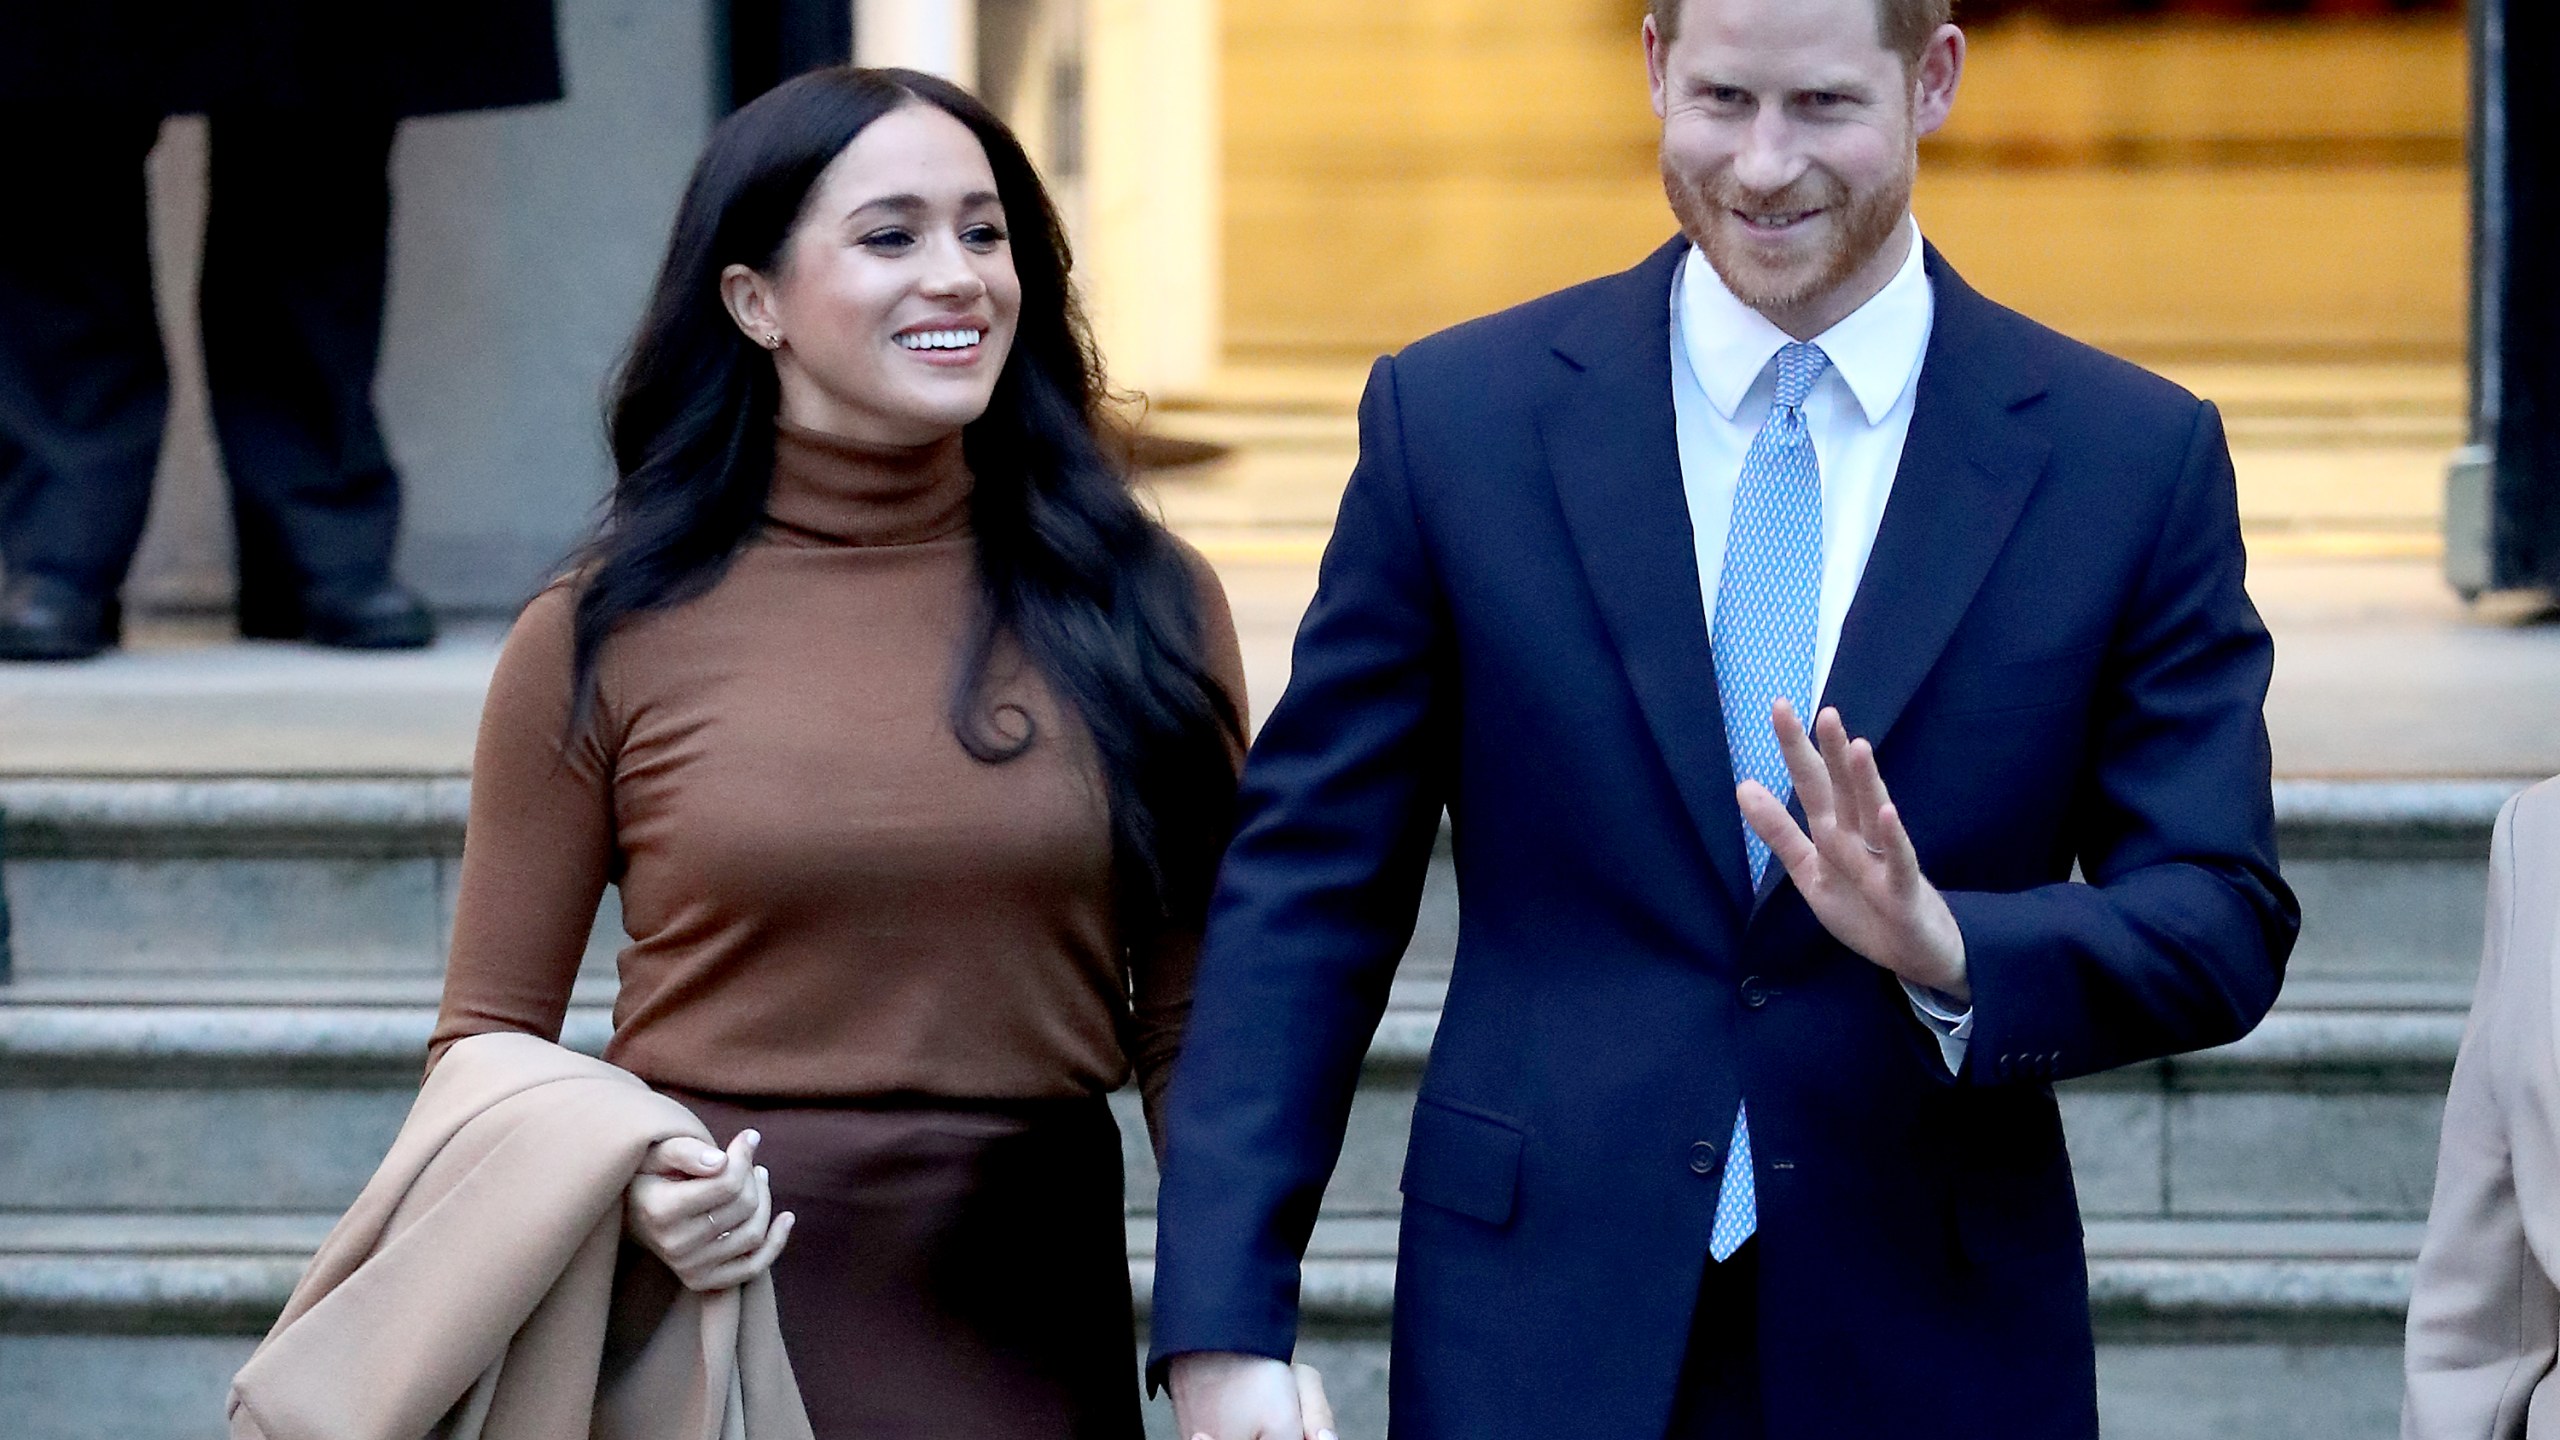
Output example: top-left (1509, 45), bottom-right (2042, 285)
top-left (1664, 149), bottom-right (1915, 318)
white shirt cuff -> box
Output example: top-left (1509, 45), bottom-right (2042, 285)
top-left (1901, 980), bottom-right (1974, 1075)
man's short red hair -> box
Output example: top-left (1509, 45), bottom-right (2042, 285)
top-left (1649, 0), bottom-right (1955, 68)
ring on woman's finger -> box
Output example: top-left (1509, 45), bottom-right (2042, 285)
top-left (1860, 838), bottom-right (1887, 856)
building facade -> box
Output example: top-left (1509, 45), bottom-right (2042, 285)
top-left (125, 0), bottom-right (2534, 613)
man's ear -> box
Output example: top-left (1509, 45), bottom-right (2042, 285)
top-left (1910, 24), bottom-right (1967, 140)
top-left (1643, 14), bottom-right (1672, 121)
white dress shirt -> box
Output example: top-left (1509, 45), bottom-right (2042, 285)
top-left (1668, 218), bottom-right (1975, 1074)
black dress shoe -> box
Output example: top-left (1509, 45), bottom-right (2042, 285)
top-left (239, 580), bottom-right (437, 650)
top-left (0, 574), bottom-right (120, 661)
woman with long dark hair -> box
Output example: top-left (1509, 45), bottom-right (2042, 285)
top-left (428, 67), bottom-right (1274, 1436)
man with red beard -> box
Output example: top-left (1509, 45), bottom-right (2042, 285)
top-left (1151, 0), bottom-right (2298, 1436)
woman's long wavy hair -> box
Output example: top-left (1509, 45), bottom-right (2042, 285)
top-left (575, 66), bottom-right (1243, 947)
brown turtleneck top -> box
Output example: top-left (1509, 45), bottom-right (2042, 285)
top-left (428, 423), bottom-right (1244, 1137)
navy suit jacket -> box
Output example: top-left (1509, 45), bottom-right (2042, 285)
top-left (1148, 240), bottom-right (2302, 1439)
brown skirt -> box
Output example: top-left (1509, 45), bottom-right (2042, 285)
top-left (671, 1089), bottom-right (1142, 1440)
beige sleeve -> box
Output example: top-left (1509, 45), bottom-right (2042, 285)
top-left (2404, 794), bottom-right (2559, 1439)
top-left (1126, 540), bottom-right (1249, 1154)
top-left (427, 586), bottom-right (619, 1072)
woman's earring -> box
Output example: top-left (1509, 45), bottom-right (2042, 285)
top-left (763, 333), bottom-right (782, 349)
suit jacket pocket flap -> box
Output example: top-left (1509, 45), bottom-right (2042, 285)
top-left (1400, 1096), bottom-right (1524, 1227)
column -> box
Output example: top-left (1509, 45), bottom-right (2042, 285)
top-left (1079, 0), bottom-right (1221, 399)
top-left (856, 0), bottom-right (979, 87)
top-left (2449, 0), bottom-right (2560, 598)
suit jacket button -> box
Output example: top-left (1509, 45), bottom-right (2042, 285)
top-left (1740, 977), bottom-right (1769, 1009)
top-left (1689, 1141), bottom-right (1721, 1176)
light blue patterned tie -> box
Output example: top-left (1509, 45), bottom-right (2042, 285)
top-left (1707, 340), bottom-right (1829, 1263)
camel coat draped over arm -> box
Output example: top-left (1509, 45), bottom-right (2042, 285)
top-left (227, 1031), bottom-right (812, 1440)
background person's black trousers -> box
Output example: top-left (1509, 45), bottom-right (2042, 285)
top-left (0, 109), bottom-right (406, 619)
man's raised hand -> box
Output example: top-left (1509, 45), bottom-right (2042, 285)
top-left (1735, 700), bottom-right (1969, 1002)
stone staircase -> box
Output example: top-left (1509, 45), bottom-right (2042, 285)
top-left (0, 775), bottom-right (2515, 1439)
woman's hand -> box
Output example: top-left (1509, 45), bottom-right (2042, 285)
top-left (1168, 1352), bottom-right (1338, 1440)
top-left (625, 1128), bottom-right (795, 1291)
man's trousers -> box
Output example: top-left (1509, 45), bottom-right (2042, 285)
top-left (1666, 1241), bottom-right (1765, 1439)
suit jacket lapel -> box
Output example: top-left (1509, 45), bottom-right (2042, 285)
top-left (1820, 249), bottom-right (2053, 753)
top-left (1543, 240), bottom-right (1757, 915)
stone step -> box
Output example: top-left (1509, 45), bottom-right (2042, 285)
top-left (1, 969), bottom-right (2450, 1440)
top-left (0, 974), bottom-right (2466, 1225)
top-left (0, 1210), bottom-right (2417, 1440)
top-left (0, 778), bottom-right (618, 982)
top-left (0, 777), bottom-right (2527, 984)
top-left (0, 981), bottom-right (2453, 1439)
top-left (2274, 779), bottom-right (2521, 985)
top-left (0, 777), bottom-right (2505, 1439)
top-left (0, 1212), bottom-right (2420, 1344)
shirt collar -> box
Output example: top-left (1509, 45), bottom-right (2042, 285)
top-left (1674, 217), bottom-right (1934, 427)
